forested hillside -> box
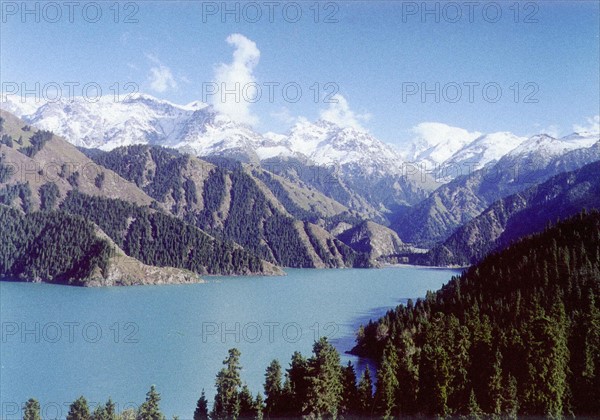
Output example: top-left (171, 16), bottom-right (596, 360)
top-left (84, 145), bottom-right (372, 268)
top-left (0, 112), bottom-right (279, 281)
top-left (424, 160), bottom-right (600, 265)
top-left (0, 111), bottom-right (154, 211)
top-left (0, 205), bottom-right (203, 286)
top-left (59, 191), bottom-right (279, 276)
top-left (0, 205), bottom-right (114, 284)
top-left (392, 140), bottom-right (600, 246)
top-left (351, 211), bottom-right (600, 417)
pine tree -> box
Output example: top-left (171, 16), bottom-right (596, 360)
top-left (212, 348), bottom-right (242, 419)
top-left (571, 289), bottom-right (600, 414)
top-left (193, 389), bottom-right (209, 420)
top-left (254, 393), bottom-right (265, 420)
top-left (137, 386), bottom-right (165, 420)
top-left (468, 315), bottom-right (495, 413)
top-left (239, 384), bottom-right (255, 418)
top-left (67, 396), bottom-right (91, 420)
top-left (445, 318), bottom-right (471, 415)
top-left (286, 351), bottom-right (310, 414)
top-left (305, 337), bottom-right (343, 418)
top-left (394, 332), bottom-right (419, 415)
top-left (418, 342), bottom-right (450, 417)
top-left (522, 311), bottom-right (569, 417)
top-left (91, 400), bottom-right (119, 420)
top-left (91, 404), bottom-right (108, 420)
top-left (357, 366), bottom-right (374, 416)
top-left (467, 389), bottom-right (483, 419)
top-left (105, 398), bottom-right (116, 420)
top-left (23, 398), bottom-right (41, 420)
top-left (263, 359), bottom-right (283, 416)
top-left (374, 340), bottom-right (400, 418)
top-left (501, 374), bottom-right (519, 418)
top-left (488, 349), bottom-right (504, 415)
top-left (340, 361), bottom-right (358, 415)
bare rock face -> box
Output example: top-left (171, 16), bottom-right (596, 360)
top-left (337, 221), bottom-right (407, 262)
top-left (85, 255), bottom-right (205, 287)
top-left (83, 228), bottom-right (205, 287)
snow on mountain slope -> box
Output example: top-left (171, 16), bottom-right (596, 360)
top-left (284, 119), bottom-right (405, 176)
top-left (439, 132), bottom-right (527, 178)
top-left (0, 95), bottom-right (46, 118)
top-left (5, 94), bottom-right (208, 149)
top-left (1, 94), bottom-right (406, 177)
top-left (504, 132), bottom-right (599, 165)
top-left (401, 122), bottom-right (482, 168)
top-left (2, 93), bottom-right (597, 186)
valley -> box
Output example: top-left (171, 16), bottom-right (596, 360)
top-left (1, 86), bottom-right (598, 420)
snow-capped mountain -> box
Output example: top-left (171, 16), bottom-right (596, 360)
top-left (400, 122), bottom-right (482, 169)
top-left (0, 95), bottom-right (45, 118)
top-left (1, 94), bottom-right (406, 177)
top-left (499, 132), bottom-right (599, 170)
top-left (282, 119), bottom-right (405, 176)
top-left (438, 132), bottom-right (528, 178)
top-left (16, 94), bottom-right (208, 150)
top-left (2, 93), bottom-right (597, 186)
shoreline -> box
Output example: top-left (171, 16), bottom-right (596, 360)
top-left (381, 262), bottom-right (469, 270)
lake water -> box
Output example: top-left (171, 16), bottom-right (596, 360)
top-left (0, 267), bottom-right (460, 419)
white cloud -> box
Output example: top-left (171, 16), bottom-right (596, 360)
top-left (319, 94), bottom-right (371, 130)
top-left (148, 65), bottom-right (178, 93)
top-left (145, 52), bottom-right (161, 64)
top-left (573, 115), bottom-right (600, 135)
top-left (213, 33), bottom-right (260, 126)
top-left (532, 122), bottom-right (560, 138)
top-left (543, 125), bottom-right (560, 138)
top-left (404, 122), bottom-right (482, 162)
top-left (271, 107), bottom-right (297, 125)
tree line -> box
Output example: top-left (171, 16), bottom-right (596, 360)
top-left (84, 145), bottom-right (370, 269)
top-left (59, 191), bottom-right (267, 276)
top-left (352, 210), bottom-right (600, 417)
top-left (0, 204), bottom-right (113, 284)
top-left (20, 211), bottom-right (600, 418)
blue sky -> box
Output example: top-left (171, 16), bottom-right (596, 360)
top-left (1, 0), bottom-right (599, 145)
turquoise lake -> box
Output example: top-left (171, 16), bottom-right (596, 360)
top-left (0, 267), bottom-right (461, 419)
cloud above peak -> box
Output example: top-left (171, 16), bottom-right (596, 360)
top-left (213, 33), bottom-right (260, 126)
top-left (148, 65), bottom-right (178, 93)
top-left (573, 115), bottom-right (600, 135)
top-left (319, 94), bottom-right (371, 130)
top-left (145, 54), bottom-right (178, 93)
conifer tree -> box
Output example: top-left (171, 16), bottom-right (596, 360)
top-left (137, 386), bottom-right (165, 420)
top-left (305, 338), bottom-right (343, 418)
top-left (340, 361), bottom-right (358, 415)
top-left (357, 366), bottom-right (374, 416)
top-left (374, 340), bottom-right (400, 418)
top-left (193, 389), bottom-right (209, 420)
top-left (286, 351), bottom-right (310, 414)
top-left (467, 389), bottom-right (483, 419)
top-left (254, 393), bottom-right (265, 420)
top-left (23, 398), bottom-right (41, 420)
top-left (263, 359), bottom-right (283, 416)
top-left (394, 332), bottom-right (419, 415)
top-left (239, 384), bottom-right (255, 418)
top-left (67, 396), bottom-right (91, 420)
top-left (212, 348), bottom-right (242, 419)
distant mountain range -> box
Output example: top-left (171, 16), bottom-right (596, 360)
top-left (1, 94), bottom-right (599, 281)
top-left (422, 160), bottom-right (600, 265)
top-left (392, 137), bottom-right (600, 246)
top-left (3, 94), bottom-right (598, 217)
